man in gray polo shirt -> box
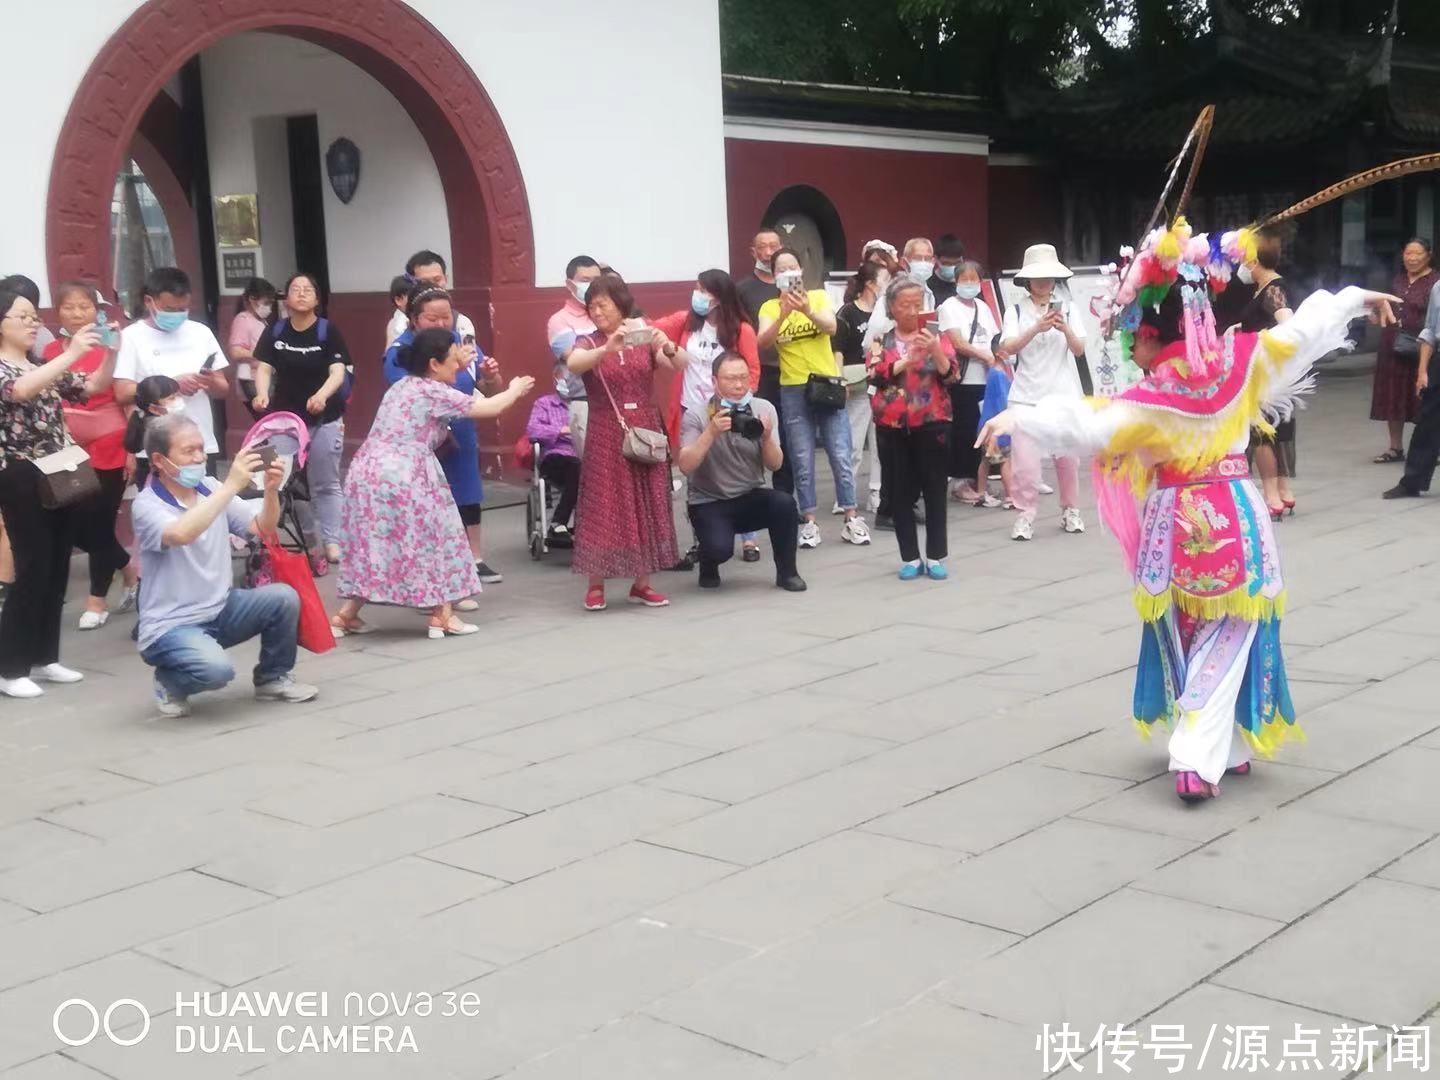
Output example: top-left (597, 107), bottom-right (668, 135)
top-left (678, 352), bottom-right (806, 592)
top-left (132, 414), bottom-right (318, 717)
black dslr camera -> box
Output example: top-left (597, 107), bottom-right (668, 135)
top-left (726, 403), bottom-right (765, 439)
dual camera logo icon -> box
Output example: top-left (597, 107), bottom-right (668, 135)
top-left (52, 999), bottom-right (151, 1047)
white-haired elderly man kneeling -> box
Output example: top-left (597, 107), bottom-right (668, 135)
top-left (131, 413), bottom-right (318, 717)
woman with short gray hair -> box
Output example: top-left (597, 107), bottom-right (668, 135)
top-left (867, 276), bottom-right (960, 579)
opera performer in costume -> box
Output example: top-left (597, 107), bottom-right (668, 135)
top-left (979, 220), bottom-right (1398, 802)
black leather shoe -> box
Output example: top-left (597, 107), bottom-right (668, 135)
top-left (741, 546), bottom-right (761, 563)
top-left (1383, 484), bottom-right (1420, 500)
top-left (699, 563), bottom-right (721, 589)
top-left (776, 574), bottom-right (808, 592)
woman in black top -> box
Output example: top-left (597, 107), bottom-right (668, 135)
top-left (1238, 230), bottom-right (1295, 519)
top-left (251, 272), bottom-right (352, 565)
top-left (833, 262), bottom-right (887, 514)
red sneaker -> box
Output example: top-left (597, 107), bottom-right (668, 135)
top-left (583, 587), bottom-right (607, 611)
top-left (627, 584), bottom-right (670, 608)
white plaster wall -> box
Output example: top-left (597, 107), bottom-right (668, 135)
top-left (2, 0), bottom-right (728, 300)
top-left (201, 32), bottom-right (450, 294)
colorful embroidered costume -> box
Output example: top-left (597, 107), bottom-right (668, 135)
top-left (1010, 221), bottom-right (1372, 789)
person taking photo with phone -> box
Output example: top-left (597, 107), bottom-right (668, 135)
top-left (998, 243), bottom-right (1088, 542)
top-left (45, 282), bottom-right (138, 629)
top-left (132, 414), bottom-right (319, 717)
top-left (114, 267), bottom-right (229, 473)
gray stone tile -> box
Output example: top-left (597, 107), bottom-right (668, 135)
top-left (497, 1015), bottom-right (780, 1080)
top-left (0, 871), bottom-right (267, 992)
top-left (863, 763), bottom-right (1129, 853)
top-left (1380, 835), bottom-right (1440, 890)
top-left (1069, 983), bottom-right (1354, 1078)
top-left (892, 818), bottom-right (1194, 935)
top-left (1288, 629), bottom-right (1439, 683)
top-left (0, 949), bottom-right (220, 1071)
top-left (648, 901), bottom-right (1015, 1063)
top-left (1035, 727), bottom-right (1172, 782)
top-left (650, 829), bottom-right (957, 948)
top-left (939, 888), bottom-right (1281, 1033)
top-left (201, 794), bottom-right (518, 895)
top-left (424, 784), bottom-right (719, 882)
top-left (243, 746), bottom-right (523, 826)
top-left (0, 819), bottom-right (100, 873)
top-left (1136, 807), bottom-right (1429, 921)
top-left (794, 656), bottom-right (967, 704)
top-left (450, 737), bottom-right (712, 814)
top-left (782, 997), bottom-right (1036, 1080)
top-left (645, 728), bottom-right (889, 805)
top-left (0, 768), bottom-right (151, 828)
top-left (1276, 698), bottom-right (1438, 773)
top-left (1073, 762), bottom-right (1335, 843)
top-left (1294, 746), bottom-right (1440, 830)
top-left (1215, 878), bottom-right (1440, 1025)
top-left (646, 756), bottom-right (935, 865)
top-left (426, 840), bottom-right (734, 965)
top-left (41, 762), bottom-right (344, 840)
top-left (102, 716), bottom-right (361, 785)
top-left (463, 696), bottom-right (706, 763)
top-left (1281, 602), bottom-right (1395, 647)
top-left (1, 1056), bottom-right (115, 1079)
top-left (139, 856), bottom-right (499, 985)
top-left (646, 691), bottom-right (856, 751)
top-left (816, 679), bottom-right (1042, 743)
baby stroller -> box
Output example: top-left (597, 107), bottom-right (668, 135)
top-left (236, 412), bottom-right (318, 584)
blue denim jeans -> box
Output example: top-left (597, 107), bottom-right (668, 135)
top-left (779, 385), bottom-right (856, 515)
top-left (141, 585), bottom-right (300, 698)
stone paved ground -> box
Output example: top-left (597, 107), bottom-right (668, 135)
top-left (1, 374), bottom-right (1436, 1079)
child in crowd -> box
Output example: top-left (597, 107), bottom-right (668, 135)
top-left (525, 381), bottom-right (581, 543)
top-left (384, 275), bottom-right (412, 349)
top-left (122, 375), bottom-right (184, 490)
top-left (977, 356), bottom-right (1015, 508)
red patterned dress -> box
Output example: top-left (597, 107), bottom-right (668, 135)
top-left (1370, 267), bottom-right (1437, 424)
top-left (572, 337), bottom-right (678, 578)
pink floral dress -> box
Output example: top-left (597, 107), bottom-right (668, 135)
top-left (338, 377), bottom-right (481, 607)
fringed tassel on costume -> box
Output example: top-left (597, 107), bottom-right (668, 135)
top-left (1133, 585), bottom-right (1287, 624)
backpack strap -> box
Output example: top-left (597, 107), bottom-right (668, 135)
top-left (316, 318), bottom-right (329, 345)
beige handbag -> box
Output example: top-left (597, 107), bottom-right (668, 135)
top-left (597, 367), bottom-right (668, 466)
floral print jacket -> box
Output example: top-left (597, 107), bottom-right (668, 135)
top-left (867, 328), bottom-right (958, 430)
top-left (0, 359), bottom-right (88, 470)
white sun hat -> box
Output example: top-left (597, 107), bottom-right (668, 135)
top-left (1015, 243), bottom-right (1073, 281)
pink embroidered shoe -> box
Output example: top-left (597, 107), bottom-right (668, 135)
top-left (1175, 771), bottom-right (1219, 802)
top-left (1225, 762), bottom-right (1251, 777)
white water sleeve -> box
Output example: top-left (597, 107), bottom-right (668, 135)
top-left (1012, 396), bottom-right (1136, 458)
top-left (1255, 285), bottom-right (1368, 422)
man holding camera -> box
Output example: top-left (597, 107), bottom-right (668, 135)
top-left (678, 353), bottom-right (807, 592)
top-left (132, 413), bottom-right (319, 718)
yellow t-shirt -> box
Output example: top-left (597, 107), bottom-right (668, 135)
top-left (760, 291), bottom-right (837, 386)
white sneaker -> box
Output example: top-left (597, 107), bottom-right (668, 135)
top-left (950, 480), bottom-right (980, 504)
top-left (830, 501), bottom-right (845, 515)
top-left (0, 677), bottom-right (43, 699)
top-left (117, 585), bottom-right (139, 613)
top-left (841, 517), bottom-right (872, 545)
top-left (1062, 507), bottom-right (1086, 534)
top-left (799, 521), bottom-right (822, 548)
top-left (1011, 517), bottom-right (1034, 542)
top-left (254, 674), bottom-right (320, 703)
top-left (34, 663), bottom-right (84, 684)
top-left (979, 493), bottom-right (1003, 508)
top-left (77, 610), bottom-right (109, 631)
top-left (154, 679), bottom-right (190, 718)
top-left (1038, 482), bottom-right (1055, 495)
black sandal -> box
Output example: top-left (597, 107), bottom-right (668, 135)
top-left (1374, 448), bottom-right (1405, 463)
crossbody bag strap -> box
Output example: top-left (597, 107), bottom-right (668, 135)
top-left (956, 304), bottom-right (981, 385)
top-left (594, 363), bottom-right (631, 433)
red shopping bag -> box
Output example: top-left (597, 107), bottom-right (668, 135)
top-left (261, 535), bottom-right (335, 654)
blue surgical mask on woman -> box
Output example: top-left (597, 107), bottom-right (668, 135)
top-left (691, 290), bottom-right (713, 317)
top-left (956, 283), bottom-right (982, 301)
top-left (153, 310), bottom-right (188, 333)
top-left (935, 263), bottom-right (958, 282)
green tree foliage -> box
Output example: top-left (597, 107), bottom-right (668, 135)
top-left (718, 0), bottom-right (1440, 94)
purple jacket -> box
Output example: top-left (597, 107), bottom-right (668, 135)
top-left (526, 393), bottom-right (577, 460)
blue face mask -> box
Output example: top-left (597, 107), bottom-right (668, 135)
top-left (936, 263), bottom-right (958, 282)
top-left (153, 310), bottom-right (188, 333)
top-left (720, 391), bottom-right (753, 410)
top-left (691, 290), bottom-right (713, 317)
top-left (167, 461), bottom-right (206, 489)
top-left (956, 283), bottom-right (982, 300)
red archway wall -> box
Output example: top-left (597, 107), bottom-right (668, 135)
top-left (46, 0), bottom-right (534, 295)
